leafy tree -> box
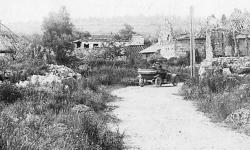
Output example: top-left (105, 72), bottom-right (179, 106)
top-left (42, 6), bottom-right (74, 64)
top-left (102, 42), bottom-right (123, 61)
top-left (221, 14), bottom-right (227, 26)
top-left (119, 24), bottom-right (136, 40)
top-left (144, 37), bottom-right (153, 47)
top-left (28, 34), bottom-right (43, 58)
top-left (73, 31), bottom-right (91, 39)
top-left (113, 34), bottom-right (121, 41)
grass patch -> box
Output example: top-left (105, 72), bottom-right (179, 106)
top-left (181, 74), bottom-right (245, 122)
top-left (0, 79), bottom-right (125, 150)
top-left (89, 66), bottom-right (138, 86)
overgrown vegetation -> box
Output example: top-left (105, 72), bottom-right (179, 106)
top-left (0, 52), bottom-right (135, 149)
top-left (42, 6), bottom-right (75, 64)
top-left (0, 6), bottom-right (133, 147)
top-left (180, 72), bottom-right (250, 126)
top-left (0, 78), bottom-right (125, 149)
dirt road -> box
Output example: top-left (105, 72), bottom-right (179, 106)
top-left (111, 84), bottom-right (250, 150)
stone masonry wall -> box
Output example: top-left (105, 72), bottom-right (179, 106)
top-left (199, 57), bottom-right (250, 77)
top-left (175, 39), bottom-right (206, 57)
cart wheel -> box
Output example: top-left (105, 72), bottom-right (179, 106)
top-left (155, 77), bottom-right (162, 87)
top-left (139, 77), bottom-right (144, 87)
top-left (172, 76), bottom-right (179, 86)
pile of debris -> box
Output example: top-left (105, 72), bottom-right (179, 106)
top-left (47, 64), bottom-right (81, 79)
top-left (199, 57), bottom-right (250, 77)
top-left (16, 64), bottom-right (81, 90)
top-left (225, 108), bottom-right (250, 128)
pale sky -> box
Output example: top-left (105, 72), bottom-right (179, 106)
top-left (0, 0), bottom-right (250, 22)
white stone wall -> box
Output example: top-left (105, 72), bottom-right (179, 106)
top-left (160, 43), bottom-right (176, 59)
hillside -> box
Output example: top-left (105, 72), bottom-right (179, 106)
top-left (5, 15), bottom-right (205, 36)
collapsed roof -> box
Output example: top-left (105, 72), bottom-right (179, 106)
top-left (0, 22), bottom-right (29, 59)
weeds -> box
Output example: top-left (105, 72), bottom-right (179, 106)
top-left (0, 83), bottom-right (23, 103)
top-left (0, 59), bottom-right (139, 149)
top-left (181, 73), bottom-right (246, 122)
top-left (90, 66), bottom-right (137, 86)
top-left (0, 78), bottom-right (125, 150)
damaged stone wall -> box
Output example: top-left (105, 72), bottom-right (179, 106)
top-left (175, 39), bottom-right (206, 57)
top-left (211, 30), bottom-right (225, 57)
top-left (238, 38), bottom-right (250, 56)
top-left (199, 57), bottom-right (250, 77)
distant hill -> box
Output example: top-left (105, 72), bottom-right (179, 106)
top-left (4, 15), bottom-right (205, 36)
top-left (73, 15), bottom-right (165, 36)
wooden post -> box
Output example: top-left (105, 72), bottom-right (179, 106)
top-left (246, 34), bottom-right (249, 56)
top-left (248, 36), bottom-right (249, 56)
top-left (190, 6), bottom-right (195, 77)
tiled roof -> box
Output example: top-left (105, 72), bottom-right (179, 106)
top-left (124, 45), bottom-right (148, 53)
top-left (124, 45), bottom-right (148, 58)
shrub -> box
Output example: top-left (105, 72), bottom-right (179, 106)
top-left (181, 73), bottom-right (246, 123)
top-left (83, 60), bottom-right (128, 69)
top-left (136, 59), bottom-right (151, 69)
top-left (90, 66), bottom-right (137, 86)
top-left (0, 83), bottom-right (23, 103)
top-left (167, 57), bottom-right (179, 66)
top-left (168, 66), bottom-right (192, 82)
top-left (0, 77), bottom-right (125, 149)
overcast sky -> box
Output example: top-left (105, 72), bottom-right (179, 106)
top-left (0, 0), bottom-right (250, 23)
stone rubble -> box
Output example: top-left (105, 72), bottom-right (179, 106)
top-left (225, 108), bottom-right (250, 128)
top-left (199, 57), bottom-right (250, 77)
top-left (16, 64), bottom-right (81, 90)
top-left (71, 104), bottom-right (92, 114)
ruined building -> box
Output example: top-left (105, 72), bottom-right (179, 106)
top-left (140, 19), bottom-right (206, 59)
top-left (0, 21), bottom-right (29, 60)
top-left (205, 15), bottom-right (250, 59)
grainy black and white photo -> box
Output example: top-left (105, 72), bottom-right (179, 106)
top-left (1, 0), bottom-right (250, 149)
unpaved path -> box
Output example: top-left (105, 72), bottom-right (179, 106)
top-left (110, 84), bottom-right (250, 150)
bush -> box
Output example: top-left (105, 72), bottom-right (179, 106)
top-left (2, 58), bottom-right (49, 84)
top-left (167, 57), bottom-right (179, 66)
top-left (181, 73), bottom-right (245, 122)
top-left (167, 66), bottom-right (192, 82)
top-left (84, 60), bottom-right (128, 69)
top-left (90, 66), bottom-right (137, 86)
top-left (0, 83), bottom-right (23, 103)
top-left (136, 59), bottom-right (151, 69)
top-left (0, 78), bottom-right (125, 149)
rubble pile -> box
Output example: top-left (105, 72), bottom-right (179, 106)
top-left (225, 108), bottom-right (250, 128)
top-left (47, 64), bottom-right (81, 80)
top-left (16, 64), bottom-right (81, 90)
top-left (213, 57), bottom-right (250, 73)
top-left (199, 57), bottom-right (250, 77)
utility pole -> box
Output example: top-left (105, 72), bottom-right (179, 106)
top-left (190, 6), bottom-right (195, 77)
